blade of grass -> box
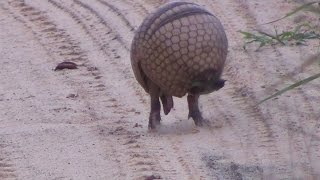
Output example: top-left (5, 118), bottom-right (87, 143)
top-left (263, 2), bottom-right (318, 24)
top-left (239, 30), bottom-right (274, 49)
top-left (306, 3), bottom-right (320, 15)
top-left (258, 30), bottom-right (286, 45)
top-left (258, 72), bottom-right (320, 104)
top-left (238, 31), bottom-right (256, 39)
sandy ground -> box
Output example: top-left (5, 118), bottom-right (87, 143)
top-left (0, 0), bottom-right (320, 179)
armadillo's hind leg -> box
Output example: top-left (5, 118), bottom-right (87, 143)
top-left (187, 94), bottom-right (204, 126)
top-left (160, 95), bottom-right (173, 115)
top-left (148, 80), bottom-right (161, 129)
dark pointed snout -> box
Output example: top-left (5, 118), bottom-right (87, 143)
top-left (214, 79), bottom-right (226, 90)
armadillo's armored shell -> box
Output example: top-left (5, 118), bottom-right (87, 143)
top-left (131, 2), bottom-right (228, 97)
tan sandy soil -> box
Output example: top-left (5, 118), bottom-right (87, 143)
top-left (0, 0), bottom-right (320, 179)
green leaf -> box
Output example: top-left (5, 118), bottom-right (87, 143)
top-left (258, 72), bottom-right (320, 104)
top-left (263, 2), bottom-right (319, 24)
top-left (238, 31), bottom-right (256, 39)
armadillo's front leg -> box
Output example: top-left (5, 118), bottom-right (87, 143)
top-left (148, 80), bottom-right (161, 129)
top-left (187, 94), bottom-right (203, 126)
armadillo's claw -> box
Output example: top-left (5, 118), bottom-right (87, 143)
top-left (188, 111), bottom-right (204, 126)
top-left (148, 80), bottom-right (162, 130)
top-left (187, 94), bottom-right (206, 126)
top-left (148, 113), bottom-right (161, 129)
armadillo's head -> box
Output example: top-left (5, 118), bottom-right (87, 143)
top-left (189, 68), bottom-right (225, 95)
top-left (190, 79), bottom-right (226, 95)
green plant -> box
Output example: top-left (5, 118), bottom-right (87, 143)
top-left (239, 24), bottom-right (320, 50)
top-left (238, 2), bottom-right (320, 104)
top-left (263, 2), bottom-right (320, 24)
top-left (239, 30), bottom-right (274, 50)
top-left (258, 71), bottom-right (320, 104)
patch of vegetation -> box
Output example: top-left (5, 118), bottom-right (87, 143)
top-left (239, 24), bottom-right (320, 50)
top-left (239, 1), bottom-right (320, 104)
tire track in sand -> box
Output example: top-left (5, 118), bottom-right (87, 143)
top-left (72, 0), bottom-right (130, 51)
top-left (188, 0), bottom-right (292, 178)
top-left (4, 0), bottom-right (129, 178)
top-left (96, 0), bottom-right (148, 28)
top-left (0, 4), bottom-right (28, 180)
top-left (47, 0), bottom-right (210, 178)
top-left (104, 1), bottom-right (213, 178)
top-left (47, 0), bottom-right (146, 104)
top-left (198, 0), bottom-right (320, 178)
top-left (121, 0), bottom-right (149, 16)
top-left (244, 1), bottom-right (320, 177)
top-left (0, 140), bottom-right (16, 180)
top-left (228, 0), bottom-right (320, 178)
top-left (27, 0), bottom-right (191, 179)
top-left (95, 0), bottom-right (136, 31)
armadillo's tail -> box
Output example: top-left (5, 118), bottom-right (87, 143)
top-left (160, 95), bottom-right (173, 115)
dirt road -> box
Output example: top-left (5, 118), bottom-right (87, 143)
top-left (1, 0), bottom-right (320, 179)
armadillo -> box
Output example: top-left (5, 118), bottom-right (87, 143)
top-left (131, 1), bottom-right (228, 129)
